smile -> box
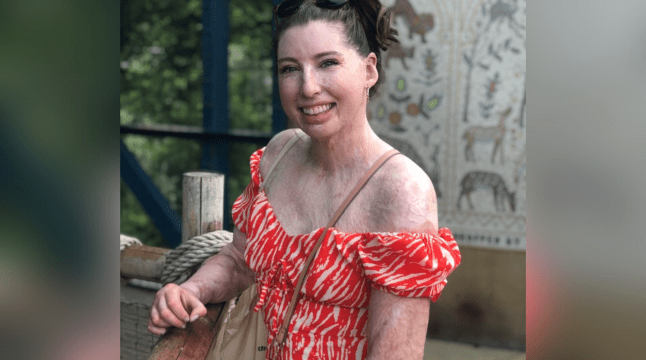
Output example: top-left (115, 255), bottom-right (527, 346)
top-left (300, 103), bottom-right (335, 115)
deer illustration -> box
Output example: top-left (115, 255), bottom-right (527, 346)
top-left (384, 41), bottom-right (415, 70)
top-left (462, 107), bottom-right (511, 164)
top-left (456, 171), bottom-right (515, 212)
top-left (409, 13), bottom-right (434, 43)
top-left (390, 0), bottom-right (434, 43)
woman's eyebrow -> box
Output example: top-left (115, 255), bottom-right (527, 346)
top-left (313, 51), bottom-right (342, 59)
top-left (277, 56), bottom-right (298, 64)
top-left (277, 51), bottom-right (342, 64)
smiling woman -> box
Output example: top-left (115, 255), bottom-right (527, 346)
top-left (277, 21), bottom-right (378, 138)
top-left (148, 1), bottom-right (461, 359)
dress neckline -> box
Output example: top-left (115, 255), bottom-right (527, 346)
top-left (258, 187), bottom-right (442, 239)
top-left (254, 147), bottom-right (443, 239)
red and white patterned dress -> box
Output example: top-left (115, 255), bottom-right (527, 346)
top-left (232, 148), bottom-right (461, 360)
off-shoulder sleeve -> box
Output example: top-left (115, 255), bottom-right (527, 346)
top-left (358, 228), bottom-right (461, 302)
top-left (231, 147), bottom-right (265, 234)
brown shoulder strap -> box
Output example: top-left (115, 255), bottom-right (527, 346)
top-left (275, 148), bottom-right (401, 347)
top-left (260, 129), bottom-right (302, 191)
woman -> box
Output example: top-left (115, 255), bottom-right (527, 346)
top-left (148, 0), bottom-right (461, 359)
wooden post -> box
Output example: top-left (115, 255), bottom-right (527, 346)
top-left (145, 171), bottom-right (228, 360)
top-left (182, 172), bottom-right (225, 243)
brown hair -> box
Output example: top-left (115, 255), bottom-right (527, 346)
top-left (273, 0), bottom-right (399, 98)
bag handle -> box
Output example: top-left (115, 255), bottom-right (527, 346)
top-left (274, 148), bottom-right (401, 348)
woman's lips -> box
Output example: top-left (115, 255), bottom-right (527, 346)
top-left (300, 103), bottom-right (335, 115)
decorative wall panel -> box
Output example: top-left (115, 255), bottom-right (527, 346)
top-left (369, 0), bottom-right (526, 250)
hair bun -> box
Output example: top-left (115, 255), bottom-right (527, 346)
top-left (375, 5), bottom-right (398, 51)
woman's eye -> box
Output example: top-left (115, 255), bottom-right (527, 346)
top-left (280, 66), bottom-right (297, 74)
top-left (321, 59), bottom-right (338, 68)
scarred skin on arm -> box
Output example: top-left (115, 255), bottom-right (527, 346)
top-left (366, 158), bottom-right (438, 359)
top-left (184, 227), bottom-right (256, 305)
top-left (367, 290), bottom-right (431, 360)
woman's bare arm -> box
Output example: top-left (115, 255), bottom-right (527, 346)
top-left (182, 227), bottom-right (256, 304)
top-left (366, 156), bottom-right (438, 358)
top-left (148, 227), bottom-right (255, 335)
top-left (366, 290), bottom-right (430, 360)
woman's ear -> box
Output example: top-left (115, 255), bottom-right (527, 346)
top-left (365, 52), bottom-right (379, 88)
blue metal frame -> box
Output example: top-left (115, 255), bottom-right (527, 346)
top-left (202, 0), bottom-right (231, 230)
top-left (272, 0), bottom-right (288, 133)
top-left (120, 140), bottom-right (182, 248)
top-left (120, 124), bottom-right (271, 143)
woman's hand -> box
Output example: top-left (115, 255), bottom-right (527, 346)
top-left (147, 283), bottom-right (208, 336)
top-left (147, 227), bottom-right (255, 336)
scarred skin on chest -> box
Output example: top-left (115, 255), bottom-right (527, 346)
top-left (262, 138), bottom-right (400, 236)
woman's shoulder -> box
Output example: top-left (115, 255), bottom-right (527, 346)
top-left (372, 153), bottom-right (439, 234)
top-left (258, 128), bottom-right (304, 179)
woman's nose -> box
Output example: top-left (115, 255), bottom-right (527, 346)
top-left (300, 69), bottom-right (321, 97)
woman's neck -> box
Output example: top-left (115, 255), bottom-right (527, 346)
top-left (305, 119), bottom-right (385, 177)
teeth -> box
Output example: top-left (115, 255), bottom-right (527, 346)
top-left (302, 103), bottom-right (332, 115)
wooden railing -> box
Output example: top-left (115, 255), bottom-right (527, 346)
top-left (146, 303), bottom-right (225, 360)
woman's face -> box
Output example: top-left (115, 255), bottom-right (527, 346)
top-left (277, 20), bottom-right (377, 139)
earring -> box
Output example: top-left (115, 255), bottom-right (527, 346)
top-left (366, 88), bottom-right (370, 103)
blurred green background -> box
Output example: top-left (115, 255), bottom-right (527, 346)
top-left (120, 0), bottom-right (274, 247)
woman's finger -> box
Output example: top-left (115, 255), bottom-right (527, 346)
top-left (167, 292), bottom-right (192, 323)
top-left (184, 295), bottom-right (208, 322)
top-left (147, 318), bottom-right (168, 336)
top-left (149, 306), bottom-right (173, 328)
top-left (158, 295), bottom-right (186, 328)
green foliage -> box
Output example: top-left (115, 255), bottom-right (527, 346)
top-left (227, 0), bottom-right (274, 229)
top-left (120, 0), bottom-right (204, 127)
top-left (120, 0), bottom-right (275, 246)
top-left (229, 0), bottom-right (273, 131)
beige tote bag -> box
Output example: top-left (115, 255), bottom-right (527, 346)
top-left (209, 283), bottom-right (268, 360)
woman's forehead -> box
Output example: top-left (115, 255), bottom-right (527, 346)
top-left (278, 20), bottom-right (353, 57)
